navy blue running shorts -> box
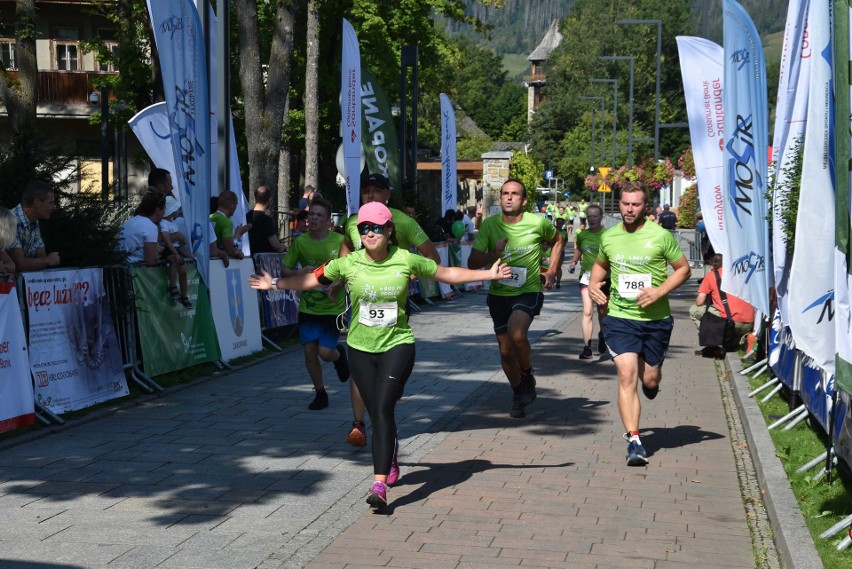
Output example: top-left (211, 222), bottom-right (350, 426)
top-left (603, 315), bottom-right (674, 367)
top-left (486, 292), bottom-right (544, 335)
top-left (298, 313), bottom-right (341, 349)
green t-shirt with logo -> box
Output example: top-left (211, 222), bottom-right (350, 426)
top-left (575, 227), bottom-right (606, 275)
top-left (323, 246), bottom-right (438, 353)
top-left (283, 231), bottom-right (345, 316)
top-left (473, 212), bottom-right (557, 296)
top-left (597, 221), bottom-right (684, 321)
top-left (344, 207), bottom-right (428, 251)
top-left (209, 210), bottom-right (233, 248)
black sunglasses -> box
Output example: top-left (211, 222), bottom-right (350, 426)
top-left (357, 222), bottom-right (387, 235)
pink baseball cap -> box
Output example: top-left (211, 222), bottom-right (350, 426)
top-left (357, 202), bottom-right (393, 226)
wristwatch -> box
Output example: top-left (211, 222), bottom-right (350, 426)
top-left (271, 277), bottom-right (280, 290)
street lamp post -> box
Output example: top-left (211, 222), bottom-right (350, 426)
top-left (590, 78), bottom-right (618, 212)
top-left (580, 96), bottom-right (605, 167)
top-left (599, 55), bottom-right (635, 168)
top-left (616, 19), bottom-right (662, 160)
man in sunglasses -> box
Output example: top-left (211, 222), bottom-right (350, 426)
top-left (469, 179), bottom-right (563, 419)
top-left (337, 173), bottom-right (440, 447)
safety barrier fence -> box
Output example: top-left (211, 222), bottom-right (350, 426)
top-left (745, 312), bottom-right (852, 551)
top-left (0, 243), bottom-right (480, 432)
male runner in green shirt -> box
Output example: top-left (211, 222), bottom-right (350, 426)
top-left (469, 179), bottom-right (563, 419)
top-left (338, 173), bottom-right (440, 446)
top-left (569, 203), bottom-right (608, 359)
top-left (281, 198), bottom-right (350, 411)
top-left (588, 181), bottom-right (690, 466)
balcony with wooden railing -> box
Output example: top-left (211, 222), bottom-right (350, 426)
top-left (523, 72), bottom-right (548, 84)
top-left (5, 70), bottom-right (116, 106)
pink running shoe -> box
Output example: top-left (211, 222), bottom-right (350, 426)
top-left (387, 440), bottom-right (400, 486)
top-left (366, 480), bottom-right (387, 509)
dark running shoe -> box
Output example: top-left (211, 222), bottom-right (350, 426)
top-left (308, 390), bottom-right (328, 410)
top-left (626, 439), bottom-right (649, 466)
top-left (597, 332), bottom-right (607, 354)
top-left (641, 381), bottom-right (659, 400)
top-left (366, 481), bottom-right (387, 509)
top-left (580, 345), bottom-right (594, 360)
top-left (519, 373), bottom-right (537, 406)
top-left (347, 421), bottom-right (367, 447)
top-left (509, 392), bottom-right (526, 418)
top-left (333, 344), bottom-right (350, 382)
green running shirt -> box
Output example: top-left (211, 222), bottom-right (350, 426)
top-left (473, 213), bottom-right (557, 296)
top-left (283, 231), bottom-right (346, 316)
top-left (323, 246), bottom-right (438, 353)
top-left (597, 221), bottom-right (684, 321)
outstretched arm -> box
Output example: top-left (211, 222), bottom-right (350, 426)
top-left (249, 269), bottom-right (320, 291)
top-left (434, 259), bottom-right (510, 285)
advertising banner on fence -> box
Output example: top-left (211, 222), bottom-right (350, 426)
top-left (23, 269), bottom-right (128, 414)
top-left (131, 263), bottom-right (220, 376)
top-left (0, 283), bottom-right (35, 432)
top-left (722, 0), bottom-right (770, 315)
top-left (253, 253), bottom-right (299, 329)
top-left (208, 258), bottom-right (262, 361)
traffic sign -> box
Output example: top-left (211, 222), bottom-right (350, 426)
top-left (598, 167), bottom-right (610, 177)
top-left (598, 182), bottom-right (612, 193)
top-left (545, 170), bottom-right (553, 180)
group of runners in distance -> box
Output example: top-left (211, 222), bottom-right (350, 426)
top-left (249, 175), bottom-right (690, 508)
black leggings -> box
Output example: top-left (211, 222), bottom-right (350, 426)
top-left (349, 343), bottom-right (416, 475)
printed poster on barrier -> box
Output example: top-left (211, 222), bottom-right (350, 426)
top-left (209, 258), bottom-right (262, 361)
top-left (0, 282), bottom-right (35, 432)
top-left (23, 269), bottom-right (128, 414)
top-left (253, 253), bottom-right (299, 328)
top-left (131, 263), bottom-right (220, 376)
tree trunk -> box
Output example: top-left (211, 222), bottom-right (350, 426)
top-left (234, 0), bottom-right (297, 203)
top-left (277, 93), bottom-right (292, 241)
top-left (0, 0), bottom-right (38, 134)
top-left (303, 0), bottom-right (320, 190)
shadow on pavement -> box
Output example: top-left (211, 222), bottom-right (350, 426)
top-left (641, 424), bottom-right (725, 456)
top-left (378, 458), bottom-right (574, 514)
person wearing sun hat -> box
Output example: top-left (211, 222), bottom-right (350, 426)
top-left (337, 172), bottom-right (441, 449)
top-left (249, 201), bottom-right (511, 509)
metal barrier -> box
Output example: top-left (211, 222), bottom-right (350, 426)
top-left (673, 229), bottom-right (704, 268)
top-left (104, 265), bottom-right (163, 393)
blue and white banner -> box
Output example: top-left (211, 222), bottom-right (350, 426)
top-left (675, 36), bottom-right (727, 260)
top-left (771, 0), bottom-right (811, 325)
top-left (147, 0), bottom-right (212, 284)
top-left (341, 19), bottom-right (362, 215)
top-left (789, 0), bottom-right (836, 374)
top-left (129, 102), bottom-right (249, 256)
top-left (440, 93), bottom-right (458, 216)
top-left (722, 0), bottom-right (771, 315)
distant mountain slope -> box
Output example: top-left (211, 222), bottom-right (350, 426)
top-left (442, 0), bottom-right (786, 56)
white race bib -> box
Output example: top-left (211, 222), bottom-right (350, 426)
top-left (618, 273), bottom-right (651, 298)
top-left (359, 302), bottom-right (398, 327)
top-left (580, 271), bottom-right (591, 286)
top-left (502, 267), bottom-right (527, 288)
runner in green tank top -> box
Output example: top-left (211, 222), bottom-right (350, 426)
top-left (280, 198), bottom-right (349, 411)
top-left (250, 202), bottom-right (510, 509)
top-left (469, 179), bottom-right (563, 419)
top-left (569, 204), bottom-right (609, 359)
top-left (588, 182), bottom-right (691, 467)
